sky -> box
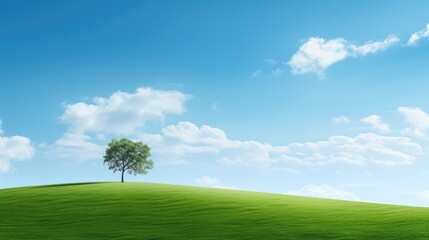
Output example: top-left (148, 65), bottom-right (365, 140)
top-left (1, 0), bottom-right (429, 207)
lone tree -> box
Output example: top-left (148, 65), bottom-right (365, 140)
top-left (104, 138), bottom-right (154, 183)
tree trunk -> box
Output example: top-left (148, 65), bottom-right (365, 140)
top-left (121, 170), bottom-right (125, 183)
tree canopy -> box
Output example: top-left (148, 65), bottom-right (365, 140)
top-left (103, 138), bottom-right (154, 183)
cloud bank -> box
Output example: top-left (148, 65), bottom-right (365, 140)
top-left (141, 121), bottom-right (421, 167)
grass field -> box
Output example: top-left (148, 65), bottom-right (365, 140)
top-left (1, 182), bottom-right (429, 239)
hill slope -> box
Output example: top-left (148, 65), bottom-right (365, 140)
top-left (1, 182), bottom-right (429, 239)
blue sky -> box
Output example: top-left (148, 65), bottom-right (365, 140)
top-left (2, 0), bottom-right (429, 206)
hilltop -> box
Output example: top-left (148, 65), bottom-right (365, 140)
top-left (1, 182), bottom-right (428, 239)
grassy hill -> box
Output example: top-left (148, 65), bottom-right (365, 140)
top-left (1, 182), bottom-right (429, 239)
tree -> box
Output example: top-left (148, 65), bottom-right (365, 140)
top-left (103, 138), bottom-right (154, 183)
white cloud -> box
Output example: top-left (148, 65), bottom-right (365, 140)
top-left (0, 119), bottom-right (3, 135)
top-left (283, 133), bottom-right (420, 166)
top-left (46, 87), bottom-right (189, 162)
top-left (351, 35), bottom-right (399, 56)
top-left (0, 130), bottom-right (35, 173)
top-left (271, 68), bottom-right (283, 76)
top-left (340, 182), bottom-right (390, 188)
top-left (270, 167), bottom-right (300, 174)
top-left (60, 87), bottom-right (190, 135)
top-left (195, 176), bottom-right (240, 190)
top-left (361, 115), bottom-right (390, 133)
top-left (141, 121), bottom-right (421, 167)
top-left (288, 35), bottom-right (399, 77)
top-left (264, 59), bottom-right (278, 65)
top-left (211, 102), bottom-right (220, 111)
top-left (141, 121), bottom-right (275, 166)
top-left (288, 184), bottom-right (360, 201)
top-left (407, 24), bottom-right (429, 46)
top-left (288, 37), bottom-right (349, 77)
top-left (332, 115), bottom-right (350, 124)
top-left (252, 70), bottom-right (262, 78)
top-left (398, 107), bottom-right (429, 138)
top-left (196, 176), bottom-right (220, 185)
top-left (417, 190), bottom-right (429, 201)
top-left (42, 132), bottom-right (105, 162)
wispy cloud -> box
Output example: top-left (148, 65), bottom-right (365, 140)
top-left (417, 190), bottom-right (429, 202)
top-left (340, 182), bottom-right (391, 188)
top-left (251, 70), bottom-right (262, 78)
top-left (288, 35), bottom-right (399, 77)
top-left (407, 23), bottom-right (429, 46)
top-left (253, 59), bottom-right (287, 78)
top-left (195, 176), bottom-right (240, 190)
top-left (361, 115), bottom-right (390, 133)
top-left (41, 132), bottom-right (105, 162)
top-left (211, 102), bottom-right (220, 111)
top-left (264, 59), bottom-right (278, 65)
top-left (269, 167), bottom-right (300, 174)
top-left (196, 176), bottom-right (220, 185)
top-left (332, 115), bottom-right (350, 124)
top-left (271, 68), bottom-right (283, 76)
top-left (288, 184), bottom-right (360, 201)
top-left (351, 35), bottom-right (400, 55)
top-left (283, 132), bottom-right (419, 166)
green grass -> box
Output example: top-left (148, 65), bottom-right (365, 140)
top-left (1, 182), bottom-right (429, 239)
